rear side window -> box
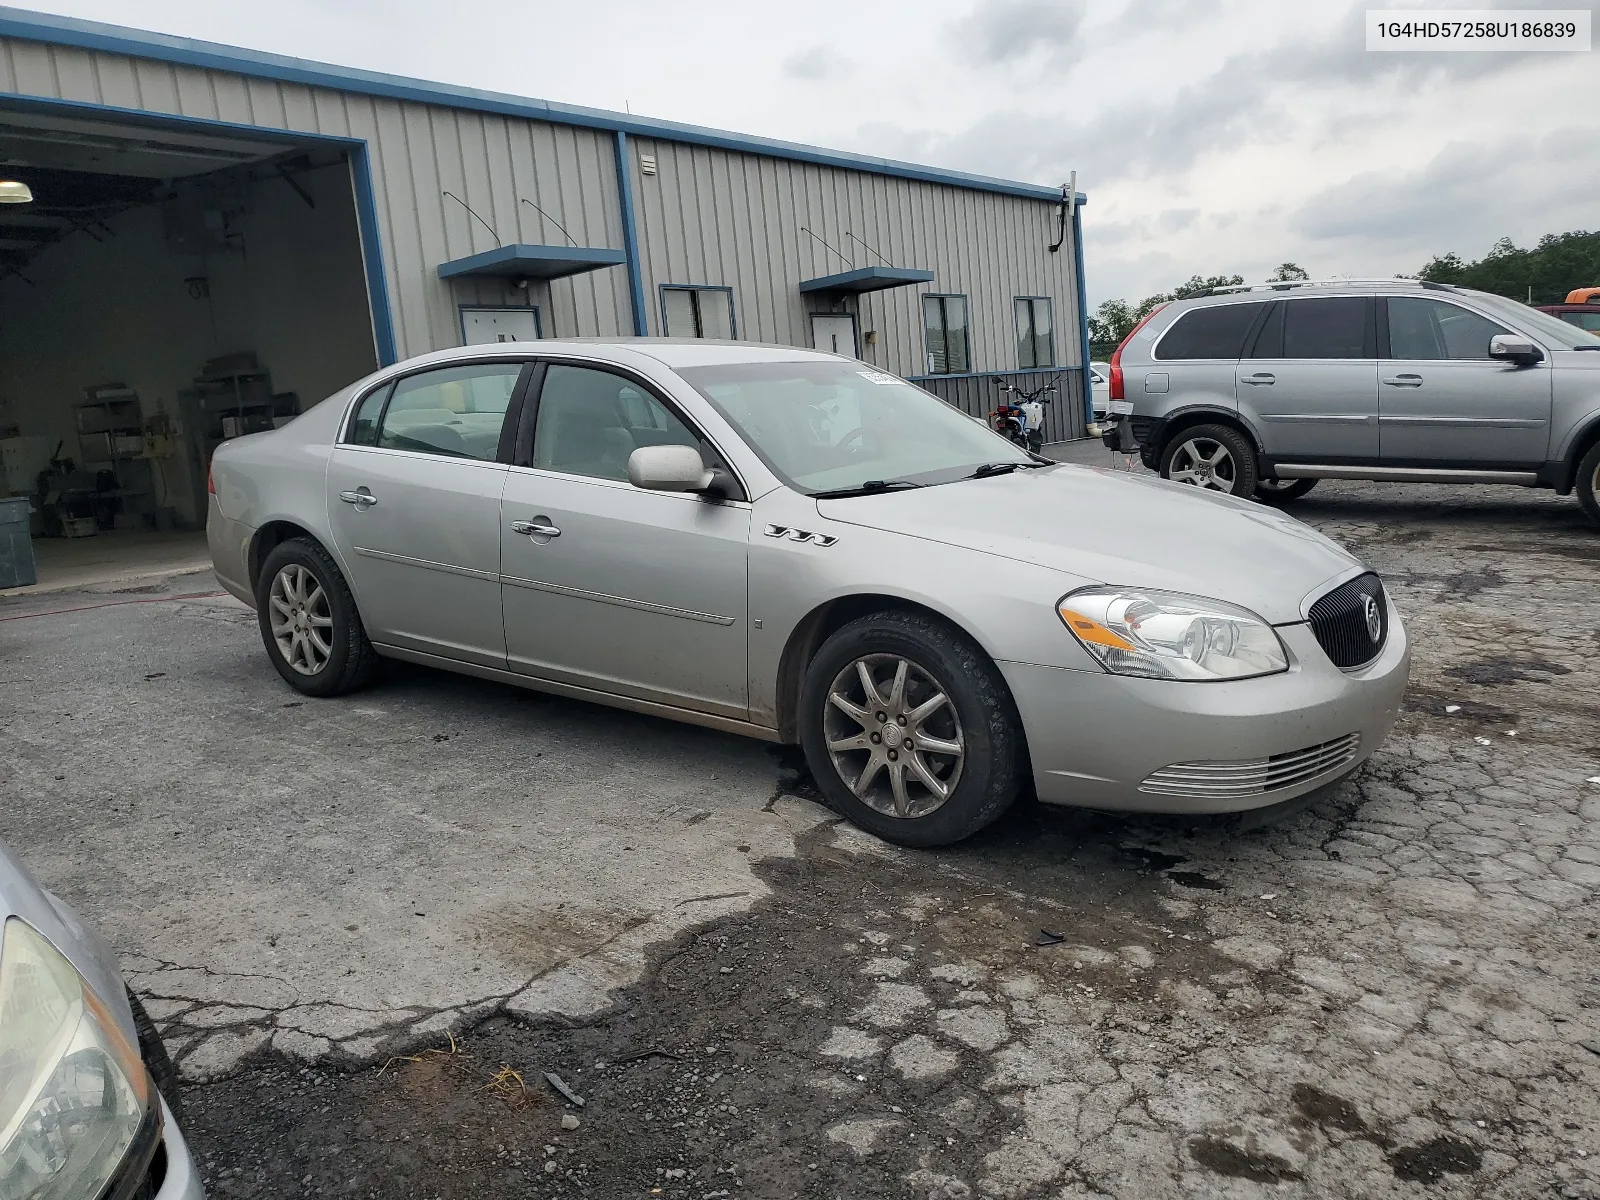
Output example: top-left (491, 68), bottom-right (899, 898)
top-left (346, 384), bottom-right (391, 446)
top-left (1279, 297), bottom-right (1370, 359)
top-left (1153, 303), bottom-right (1263, 360)
top-left (377, 363), bottom-right (524, 460)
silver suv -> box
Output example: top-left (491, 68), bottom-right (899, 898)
top-left (1116, 279), bottom-right (1600, 525)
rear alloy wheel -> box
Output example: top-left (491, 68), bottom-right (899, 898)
top-left (255, 537), bottom-right (379, 697)
top-left (1160, 423), bottom-right (1258, 498)
top-left (1577, 441), bottom-right (1600, 529)
top-left (800, 610), bottom-right (1025, 848)
top-left (1254, 477), bottom-right (1318, 504)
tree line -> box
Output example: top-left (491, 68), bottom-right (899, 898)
top-left (1087, 231), bottom-right (1600, 357)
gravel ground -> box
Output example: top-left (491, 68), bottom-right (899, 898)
top-left (5, 475), bottom-right (1599, 1199)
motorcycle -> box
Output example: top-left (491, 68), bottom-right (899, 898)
top-left (989, 375), bottom-right (1060, 451)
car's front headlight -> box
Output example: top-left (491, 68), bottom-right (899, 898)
top-left (1058, 587), bottom-right (1288, 681)
top-left (0, 917), bottom-right (151, 1200)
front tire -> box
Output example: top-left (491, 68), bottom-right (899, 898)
top-left (1577, 441), bottom-right (1600, 529)
top-left (799, 610), bottom-right (1025, 848)
top-left (1254, 477), bottom-right (1318, 504)
top-left (1159, 423), bottom-right (1258, 497)
top-left (255, 537), bottom-right (379, 696)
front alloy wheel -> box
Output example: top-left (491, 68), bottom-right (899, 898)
top-left (824, 654), bottom-right (964, 819)
top-left (268, 563), bottom-right (334, 675)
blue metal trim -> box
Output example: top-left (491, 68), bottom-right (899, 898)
top-left (457, 303), bottom-right (541, 344)
top-left (0, 7), bottom-right (1087, 206)
top-left (0, 89), bottom-right (399, 369)
top-left (1071, 205), bottom-right (1093, 427)
top-left (907, 366), bottom-right (1084, 383)
top-left (659, 284), bottom-right (737, 339)
top-left (614, 131), bottom-right (649, 336)
top-left (436, 243), bottom-right (626, 281)
top-left (798, 266), bottom-right (935, 294)
top-left (349, 142), bottom-right (397, 366)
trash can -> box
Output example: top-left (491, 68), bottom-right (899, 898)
top-left (0, 497), bottom-right (37, 588)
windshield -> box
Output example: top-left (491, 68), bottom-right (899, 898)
top-left (1469, 293), bottom-right (1600, 349)
top-left (677, 361), bottom-right (1034, 493)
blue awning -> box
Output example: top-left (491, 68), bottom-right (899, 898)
top-left (437, 243), bottom-right (627, 281)
top-left (798, 265), bottom-right (935, 294)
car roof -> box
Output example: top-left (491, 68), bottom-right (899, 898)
top-left (384, 339), bottom-right (848, 373)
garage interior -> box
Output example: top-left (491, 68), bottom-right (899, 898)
top-left (0, 103), bottom-right (377, 589)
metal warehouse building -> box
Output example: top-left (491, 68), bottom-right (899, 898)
top-left (0, 6), bottom-right (1088, 575)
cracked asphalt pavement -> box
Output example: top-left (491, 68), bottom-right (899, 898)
top-left (2, 474), bottom-right (1598, 1198)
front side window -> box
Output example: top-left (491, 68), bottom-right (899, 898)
top-left (680, 360), bottom-right (1031, 494)
top-left (1014, 297), bottom-right (1055, 369)
top-left (1154, 303), bottom-right (1262, 360)
top-left (923, 294), bottom-right (970, 375)
top-left (367, 363), bottom-right (523, 460)
top-left (1388, 297), bottom-right (1509, 360)
top-left (532, 364), bottom-right (703, 482)
top-left (661, 286), bottom-right (735, 339)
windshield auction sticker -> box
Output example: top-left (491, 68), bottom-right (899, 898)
top-left (1367, 9), bottom-right (1591, 50)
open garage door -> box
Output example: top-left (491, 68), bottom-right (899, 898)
top-left (0, 103), bottom-right (379, 590)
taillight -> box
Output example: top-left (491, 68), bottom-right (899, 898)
top-left (1109, 303), bottom-right (1168, 402)
top-left (207, 463), bottom-right (215, 495)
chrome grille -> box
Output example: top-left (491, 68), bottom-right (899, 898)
top-left (1308, 573), bottom-right (1388, 669)
top-left (1139, 732), bottom-right (1362, 799)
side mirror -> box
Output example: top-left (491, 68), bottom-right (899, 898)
top-left (627, 444), bottom-right (715, 492)
top-left (1488, 334), bottom-right (1543, 365)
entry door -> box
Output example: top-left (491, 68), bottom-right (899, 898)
top-left (499, 363), bottom-right (750, 717)
top-left (1379, 296), bottom-right (1552, 464)
top-left (1239, 296), bottom-right (1379, 459)
top-left (325, 361), bottom-right (527, 667)
top-left (462, 307), bottom-right (540, 345)
top-left (811, 314), bottom-right (858, 358)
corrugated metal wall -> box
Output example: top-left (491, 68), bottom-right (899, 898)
top-left (0, 35), bottom-right (1082, 401)
top-left (630, 136), bottom-right (1082, 385)
top-left (0, 36), bottom-right (633, 357)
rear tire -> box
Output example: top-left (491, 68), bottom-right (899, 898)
top-left (799, 610), bottom-right (1025, 848)
top-left (1159, 423), bottom-right (1258, 498)
top-left (255, 537), bottom-right (379, 697)
top-left (1254, 478), bottom-right (1318, 504)
top-left (1577, 441), bottom-right (1600, 529)
top-left (127, 989), bottom-right (182, 1121)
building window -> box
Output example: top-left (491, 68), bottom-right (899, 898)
top-left (922, 294), bottom-right (970, 375)
top-left (1014, 297), bottom-right (1055, 369)
top-left (661, 285), bottom-right (735, 339)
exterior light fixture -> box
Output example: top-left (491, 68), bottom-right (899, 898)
top-left (0, 180), bottom-right (33, 203)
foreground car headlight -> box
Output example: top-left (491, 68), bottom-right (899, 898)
top-left (0, 918), bottom-right (150, 1200)
top-left (1058, 587), bottom-right (1288, 681)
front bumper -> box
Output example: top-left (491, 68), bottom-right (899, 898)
top-left (154, 1093), bottom-right (205, 1200)
top-left (1000, 599), bottom-right (1410, 813)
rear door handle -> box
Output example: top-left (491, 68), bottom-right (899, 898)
top-left (1242, 373), bottom-right (1275, 385)
top-left (1383, 374), bottom-right (1423, 387)
top-left (339, 489), bottom-right (377, 508)
top-left (510, 520), bottom-right (561, 538)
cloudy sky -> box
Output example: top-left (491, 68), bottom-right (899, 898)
top-left (23, 0), bottom-right (1600, 307)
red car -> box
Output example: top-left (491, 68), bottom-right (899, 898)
top-left (1537, 286), bottom-right (1600, 333)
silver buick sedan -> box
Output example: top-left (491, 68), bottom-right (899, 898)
top-left (208, 341), bottom-right (1410, 847)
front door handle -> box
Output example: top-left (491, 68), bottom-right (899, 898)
top-left (1383, 374), bottom-right (1423, 387)
top-left (510, 520), bottom-right (561, 538)
top-left (339, 489), bottom-right (377, 508)
top-left (1242, 373), bottom-right (1275, 385)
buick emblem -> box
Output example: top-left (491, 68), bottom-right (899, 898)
top-left (1362, 594), bottom-right (1383, 644)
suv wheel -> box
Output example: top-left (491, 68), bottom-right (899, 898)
top-left (1254, 478), bottom-right (1318, 504)
top-left (1577, 441), bottom-right (1600, 528)
top-left (255, 537), bottom-right (379, 696)
top-left (799, 610), bottom-right (1025, 848)
top-left (1160, 424), bottom-right (1258, 497)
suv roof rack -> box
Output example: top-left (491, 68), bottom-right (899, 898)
top-left (1210, 278), bottom-right (1455, 294)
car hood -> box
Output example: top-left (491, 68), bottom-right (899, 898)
top-left (815, 465), bottom-right (1365, 624)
